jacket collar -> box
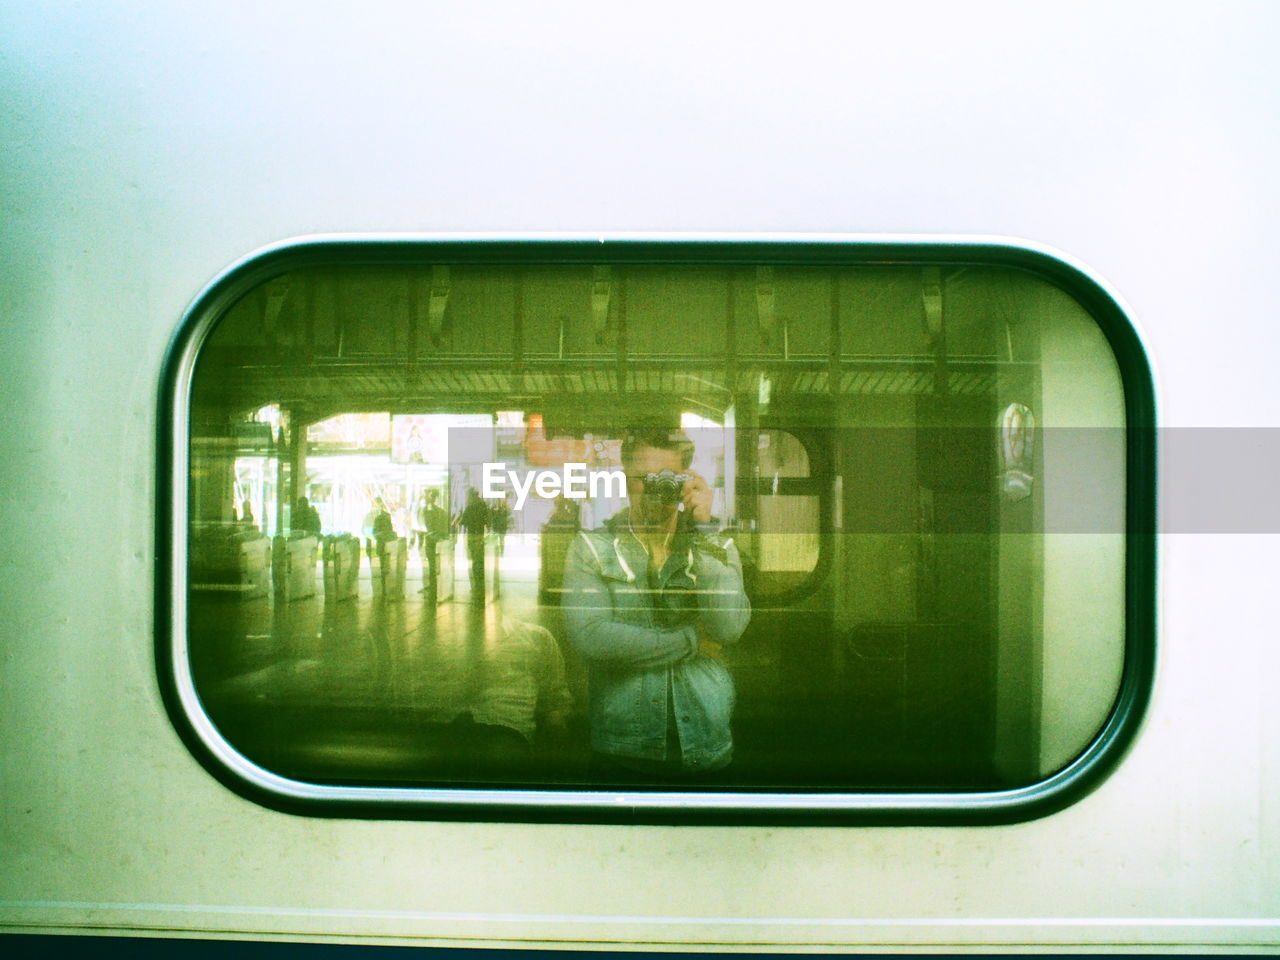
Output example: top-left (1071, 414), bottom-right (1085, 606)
top-left (603, 508), bottom-right (697, 585)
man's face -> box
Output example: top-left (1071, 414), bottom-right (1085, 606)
top-left (625, 445), bottom-right (684, 525)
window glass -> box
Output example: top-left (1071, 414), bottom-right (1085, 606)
top-left (744, 430), bottom-right (821, 596)
top-left (175, 251), bottom-right (1145, 810)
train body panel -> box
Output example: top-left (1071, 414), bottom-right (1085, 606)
top-left (2, 1), bottom-right (1279, 952)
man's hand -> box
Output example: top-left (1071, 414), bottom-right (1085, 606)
top-left (681, 470), bottom-right (714, 525)
top-left (698, 636), bottom-right (724, 659)
top-left (696, 623), bottom-right (724, 659)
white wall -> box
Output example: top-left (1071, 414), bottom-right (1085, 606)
top-left (3, 1), bottom-right (1279, 949)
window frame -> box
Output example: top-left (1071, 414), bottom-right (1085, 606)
top-left (157, 234), bottom-right (1156, 824)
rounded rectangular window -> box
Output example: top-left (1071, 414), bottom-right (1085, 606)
top-left (160, 238), bottom-right (1155, 822)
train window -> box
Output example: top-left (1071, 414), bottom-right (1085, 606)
top-left (161, 239), bottom-right (1154, 823)
top-left (748, 428), bottom-right (822, 598)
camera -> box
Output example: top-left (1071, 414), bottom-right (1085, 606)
top-left (641, 469), bottom-right (691, 505)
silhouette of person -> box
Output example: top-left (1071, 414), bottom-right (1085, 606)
top-left (418, 489), bottom-right (450, 600)
top-left (457, 488), bottom-right (490, 604)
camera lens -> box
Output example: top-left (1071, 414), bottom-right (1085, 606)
top-left (643, 470), bottom-right (686, 505)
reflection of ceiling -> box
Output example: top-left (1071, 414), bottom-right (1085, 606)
top-left (189, 262), bottom-right (1037, 418)
top-left (190, 353), bottom-right (1001, 418)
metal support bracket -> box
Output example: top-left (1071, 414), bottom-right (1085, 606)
top-left (428, 265), bottom-right (450, 340)
top-left (592, 266), bottom-right (612, 343)
top-left (922, 266), bottom-right (943, 341)
top-left (263, 277), bottom-right (289, 343)
top-left (756, 266), bottom-right (776, 342)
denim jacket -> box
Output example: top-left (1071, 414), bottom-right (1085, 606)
top-left (562, 510), bottom-right (750, 771)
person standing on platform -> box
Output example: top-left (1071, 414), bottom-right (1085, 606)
top-left (458, 488), bottom-right (491, 604)
top-left (490, 496), bottom-right (511, 558)
top-left (293, 496), bottom-right (321, 540)
top-left (364, 496), bottom-right (395, 561)
top-left (489, 495), bottom-right (512, 595)
top-left (418, 489), bottom-right (450, 601)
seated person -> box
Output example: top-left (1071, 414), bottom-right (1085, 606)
top-left (452, 617), bottom-right (573, 780)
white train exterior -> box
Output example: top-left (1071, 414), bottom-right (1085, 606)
top-left (2, 2), bottom-right (1278, 953)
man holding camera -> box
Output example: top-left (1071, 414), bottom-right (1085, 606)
top-left (562, 426), bottom-right (750, 781)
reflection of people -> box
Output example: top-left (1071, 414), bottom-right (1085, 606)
top-left (563, 427), bottom-right (750, 780)
top-left (417, 490), bottom-right (449, 599)
top-left (239, 499), bottom-right (256, 529)
top-left (457, 488), bottom-right (490, 603)
top-left (364, 497), bottom-right (395, 557)
top-left (548, 497), bottom-right (580, 528)
top-left (490, 496), bottom-right (511, 557)
top-left (293, 496), bottom-right (321, 539)
top-left (373, 498), bottom-right (395, 541)
top-left (453, 618), bottom-right (574, 779)
top-left (539, 498), bottom-right (581, 604)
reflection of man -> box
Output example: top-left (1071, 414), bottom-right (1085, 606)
top-left (418, 490), bottom-right (450, 600)
top-left (563, 427), bottom-right (750, 780)
top-left (364, 497), bottom-right (395, 557)
top-left (360, 499), bottom-right (394, 576)
top-left (458, 488), bottom-right (490, 603)
top-left (490, 496), bottom-right (511, 557)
